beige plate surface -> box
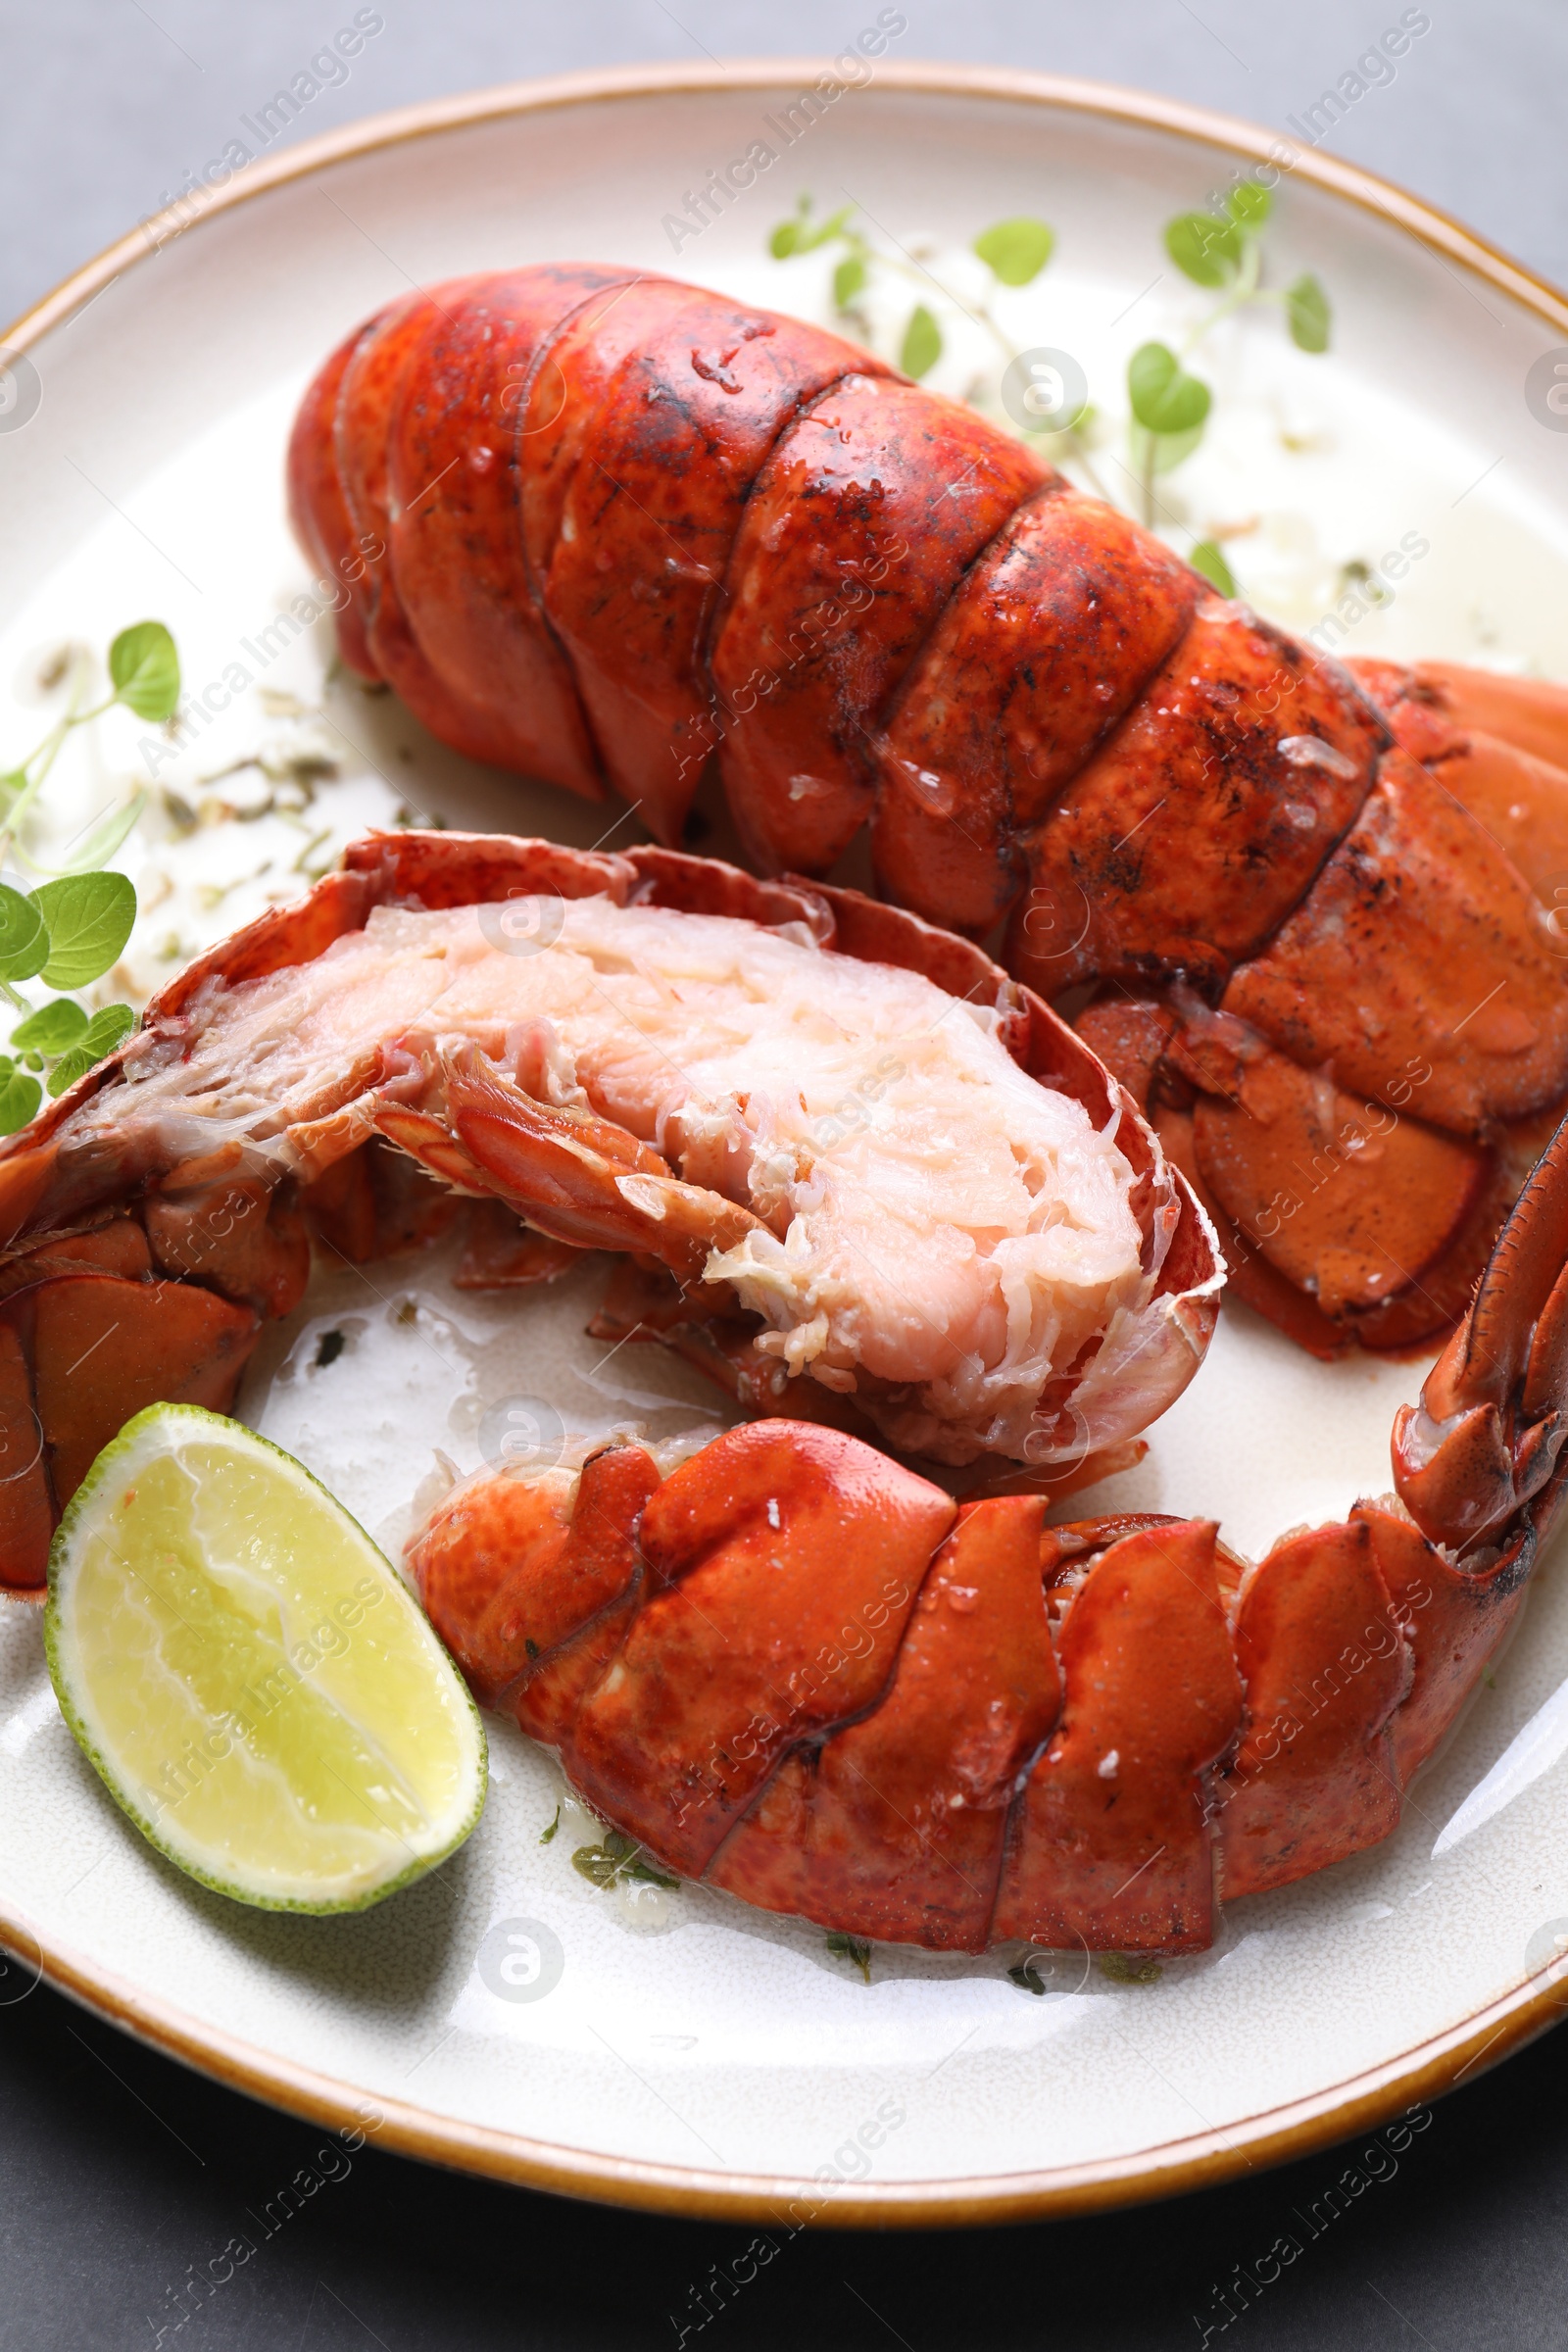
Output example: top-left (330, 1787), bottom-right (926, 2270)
top-left (4, 62), bottom-right (1568, 2225)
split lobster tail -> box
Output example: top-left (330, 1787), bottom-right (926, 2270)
top-left (412, 1108), bottom-right (1568, 1956)
top-left (0, 829), bottom-right (1221, 1595)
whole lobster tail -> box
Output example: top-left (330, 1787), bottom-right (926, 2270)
top-left (411, 1102), bottom-right (1568, 1954)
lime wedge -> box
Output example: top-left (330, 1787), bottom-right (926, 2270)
top-left (45, 1403), bottom-right (485, 1912)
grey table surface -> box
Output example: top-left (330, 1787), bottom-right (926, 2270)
top-left (3, 2), bottom-right (1568, 2345)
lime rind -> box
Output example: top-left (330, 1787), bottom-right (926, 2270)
top-left (44, 1402), bottom-right (486, 1915)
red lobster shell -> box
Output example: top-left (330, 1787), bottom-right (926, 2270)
top-left (412, 1107), bottom-right (1568, 1954)
top-left (288, 267), bottom-right (1568, 1358)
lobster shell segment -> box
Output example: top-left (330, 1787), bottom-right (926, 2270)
top-left (991, 1520), bottom-right (1241, 1953)
top-left (1215, 1521), bottom-right (1408, 1901)
top-left (707, 1494), bottom-right (1060, 1951)
top-left (565, 1422), bottom-right (956, 1878)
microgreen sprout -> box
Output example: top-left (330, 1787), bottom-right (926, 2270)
top-left (769, 198), bottom-right (1065, 401)
top-left (769, 188), bottom-right (1331, 568)
top-left (825, 1930), bottom-right (873, 1984)
top-left (540, 1801), bottom-right (562, 1844)
top-left (0, 621), bottom-right (177, 1130)
top-left (1129, 184), bottom-right (1332, 528)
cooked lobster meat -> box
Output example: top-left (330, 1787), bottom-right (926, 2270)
top-left (288, 267), bottom-right (1568, 1356)
top-left (0, 830), bottom-right (1218, 1592)
top-left (412, 1108), bottom-right (1568, 1954)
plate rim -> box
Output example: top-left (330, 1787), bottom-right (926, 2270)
top-left (8, 57), bottom-right (1568, 352)
top-left (9, 1891), bottom-right (1568, 2227)
top-left (4, 57), bottom-right (1568, 2226)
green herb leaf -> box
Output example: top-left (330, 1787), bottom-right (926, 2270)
top-left (769, 218), bottom-right (802, 259)
top-left (45, 1048), bottom-right (95, 1098)
top-left (31, 871), bottom-right (136, 989)
top-left (1008, 1960), bottom-right (1048, 1995)
top-left (0, 886), bottom-right (49, 984)
top-left (108, 621), bottom-right (180, 722)
top-left (900, 304), bottom-right (943, 380)
top-left (1189, 539), bottom-right (1238, 596)
top-left (80, 1003), bottom-right (135, 1056)
top-left (1164, 210), bottom-right (1242, 287)
top-left (825, 1930), bottom-right (872, 1984)
top-left (833, 253), bottom-right (866, 309)
top-left (1226, 181), bottom-right (1272, 229)
top-left (570, 1831), bottom-right (679, 1892)
top-left (0, 1070), bottom-right (41, 1135)
top-left (1099, 1951), bottom-right (1162, 1985)
top-left (540, 1802), bottom-right (562, 1846)
top-left (972, 216), bottom-right (1055, 286)
top-left (1127, 342), bottom-right (1212, 437)
top-left (1287, 272), bottom-right (1331, 353)
top-left (628, 1855), bottom-right (681, 1889)
top-left (802, 204), bottom-right (853, 252)
top-left (8, 999), bottom-right (87, 1054)
top-left (571, 1842), bottom-right (619, 1887)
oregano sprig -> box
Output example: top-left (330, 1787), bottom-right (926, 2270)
top-left (0, 620), bottom-right (177, 877)
top-left (0, 620), bottom-right (177, 1130)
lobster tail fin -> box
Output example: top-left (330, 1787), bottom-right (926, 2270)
top-left (1394, 1107), bottom-right (1568, 1562)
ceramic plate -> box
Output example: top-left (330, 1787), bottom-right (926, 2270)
top-left (4, 64), bottom-right (1568, 2226)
